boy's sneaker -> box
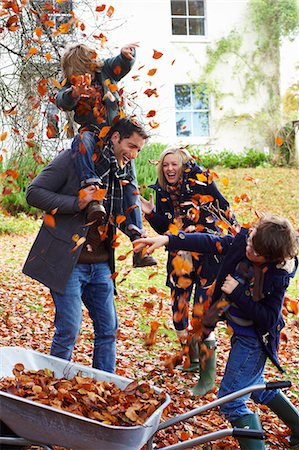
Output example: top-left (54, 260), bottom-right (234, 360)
top-left (87, 201), bottom-right (106, 223)
top-left (133, 252), bottom-right (157, 267)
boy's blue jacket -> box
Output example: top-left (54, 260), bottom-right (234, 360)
top-left (146, 162), bottom-right (235, 286)
top-left (56, 52), bottom-right (135, 129)
top-left (168, 228), bottom-right (298, 372)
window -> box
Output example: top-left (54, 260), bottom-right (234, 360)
top-left (171, 0), bottom-right (205, 36)
top-left (175, 84), bottom-right (209, 137)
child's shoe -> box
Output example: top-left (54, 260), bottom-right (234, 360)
top-left (87, 201), bottom-right (106, 223)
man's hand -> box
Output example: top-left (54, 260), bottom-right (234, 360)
top-left (121, 42), bottom-right (139, 60)
top-left (78, 185), bottom-right (97, 210)
top-left (133, 235), bottom-right (169, 255)
top-left (140, 194), bottom-right (155, 215)
top-left (221, 274), bottom-right (239, 294)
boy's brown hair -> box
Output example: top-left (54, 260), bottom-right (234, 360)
top-left (61, 43), bottom-right (104, 80)
top-left (252, 215), bottom-right (298, 264)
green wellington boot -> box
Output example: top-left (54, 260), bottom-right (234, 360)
top-left (231, 413), bottom-right (265, 450)
top-left (267, 391), bottom-right (299, 448)
top-left (191, 340), bottom-right (216, 396)
top-left (178, 336), bottom-right (200, 372)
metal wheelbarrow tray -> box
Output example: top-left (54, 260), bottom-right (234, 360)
top-left (0, 346), bottom-right (292, 450)
top-left (0, 346), bottom-right (170, 450)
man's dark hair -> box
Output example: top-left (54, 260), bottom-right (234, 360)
top-left (253, 215), bottom-right (298, 264)
top-left (107, 118), bottom-right (149, 141)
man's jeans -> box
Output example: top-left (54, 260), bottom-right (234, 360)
top-left (71, 131), bottom-right (142, 230)
top-left (218, 334), bottom-right (278, 421)
top-left (50, 262), bottom-right (117, 373)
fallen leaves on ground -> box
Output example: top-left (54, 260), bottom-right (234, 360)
top-left (0, 230), bottom-right (298, 450)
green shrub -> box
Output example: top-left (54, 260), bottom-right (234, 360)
top-left (135, 143), bottom-right (167, 199)
top-left (1, 146), bottom-right (47, 215)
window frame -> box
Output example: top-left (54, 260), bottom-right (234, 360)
top-left (174, 83), bottom-right (210, 138)
top-left (170, 0), bottom-right (206, 37)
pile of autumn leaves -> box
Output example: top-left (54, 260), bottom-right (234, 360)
top-left (0, 363), bottom-right (166, 427)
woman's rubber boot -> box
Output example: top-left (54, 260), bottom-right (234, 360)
top-left (267, 391), bottom-right (299, 447)
top-left (191, 340), bottom-right (216, 396)
top-left (231, 413), bottom-right (265, 450)
top-left (178, 336), bottom-right (200, 372)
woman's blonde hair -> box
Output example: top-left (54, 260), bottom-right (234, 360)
top-left (61, 43), bottom-right (104, 80)
top-left (157, 147), bottom-right (193, 190)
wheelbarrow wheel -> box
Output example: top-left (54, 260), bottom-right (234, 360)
top-left (0, 421), bottom-right (28, 450)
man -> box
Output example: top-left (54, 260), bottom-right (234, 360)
top-left (23, 119), bottom-right (148, 373)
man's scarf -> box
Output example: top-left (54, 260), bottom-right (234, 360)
top-left (95, 140), bottom-right (129, 221)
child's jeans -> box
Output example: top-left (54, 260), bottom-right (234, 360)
top-left (71, 130), bottom-right (143, 230)
top-left (218, 334), bottom-right (279, 421)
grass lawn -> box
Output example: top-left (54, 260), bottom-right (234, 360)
top-left (0, 166), bottom-right (298, 449)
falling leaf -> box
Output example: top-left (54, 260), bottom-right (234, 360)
top-left (126, 204), bottom-right (138, 214)
top-left (46, 124), bottom-right (58, 139)
top-left (153, 49), bottom-right (163, 59)
top-left (92, 188), bottom-right (107, 201)
top-left (4, 105), bottom-right (17, 116)
top-left (148, 68), bottom-right (157, 76)
top-left (106, 5), bottom-right (114, 17)
top-left (113, 65), bottom-right (122, 75)
top-left (110, 271), bottom-right (118, 280)
top-left (146, 110), bottom-right (156, 118)
top-left (34, 27), bottom-right (42, 37)
top-left (275, 136), bottom-right (283, 146)
top-left (96, 5), bottom-right (106, 12)
top-left (149, 120), bottom-right (159, 129)
top-left (222, 177), bottom-right (229, 187)
top-left (115, 215), bottom-right (126, 225)
top-left (37, 79), bottom-right (48, 96)
top-left (0, 132), bottom-right (8, 141)
top-left (99, 126), bottom-right (110, 138)
top-left (44, 214), bottom-right (56, 228)
top-left (44, 53), bottom-right (52, 61)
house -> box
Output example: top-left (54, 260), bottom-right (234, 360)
top-left (0, 0), bottom-right (298, 156)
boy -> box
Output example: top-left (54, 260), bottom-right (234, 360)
top-left (133, 215), bottom-right (299, 449)
top-left (56, 42), bottom-right (156, 267)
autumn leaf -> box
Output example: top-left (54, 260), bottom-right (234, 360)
top-left (99, 126), bottom-right (110, 138)
top-left (44, 214), bottom-right (56, 228)
top-left (37, 79), bottom-right (48, 96)
top-left (222, 177), bottom-right (229, 187)
top-left (148, 68), bottom-right (157, 76)
top-left (149, 120), bottom-right (159, 129)
top-left (106, 5), bottom-right (114, 17)
top-left (44, 53), bottom-right (52, 61)
top-left (4, 105), bottom-right (17, 116)
top-left (115, 215), bottom-right (126, 225)
top-left (153, 49), bottom-right (163, 59)
top-left (34, 27), bottom-right (42, 37)
top-left (95, 5), bottom-right (106, 12)
top-left (46, 124), bottom-right (58, 139)
top-left (113, 65), bottom-right (122, 75)
top-left (92, 188), bottom-right (107, 201)
top-left (59, 22), bottom-right (71, 33)
top-left (0, 132), bottom-right (8, 141)
top-left (146, 110), bottom-right (156, 118)
top-left (275, 136), bottom-right (283, 146)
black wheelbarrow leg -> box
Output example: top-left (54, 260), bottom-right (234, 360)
top-left (146, 380), bottom-right (292, 450)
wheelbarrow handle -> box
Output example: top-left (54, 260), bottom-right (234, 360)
top-left (233, 428), bottom-right (264, 440)
top-left (265, 380), bottom-right (292, 390)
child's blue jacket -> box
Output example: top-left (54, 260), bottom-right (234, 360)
top-left (168, 228), bottom-right (298, 372)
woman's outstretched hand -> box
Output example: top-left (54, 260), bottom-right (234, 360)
top-left (140, 194), bottom-right (155, 215)
top-left (133, 235), bottom-right (169, 255)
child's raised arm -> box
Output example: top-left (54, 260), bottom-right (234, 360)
top-left (133, 235), bottom-right (169, 255)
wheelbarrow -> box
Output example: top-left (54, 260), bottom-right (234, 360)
top-left (0, 346), bottom-right (292, 450)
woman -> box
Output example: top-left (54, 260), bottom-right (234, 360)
top-left (140, 147), bottom-right (237, 395)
